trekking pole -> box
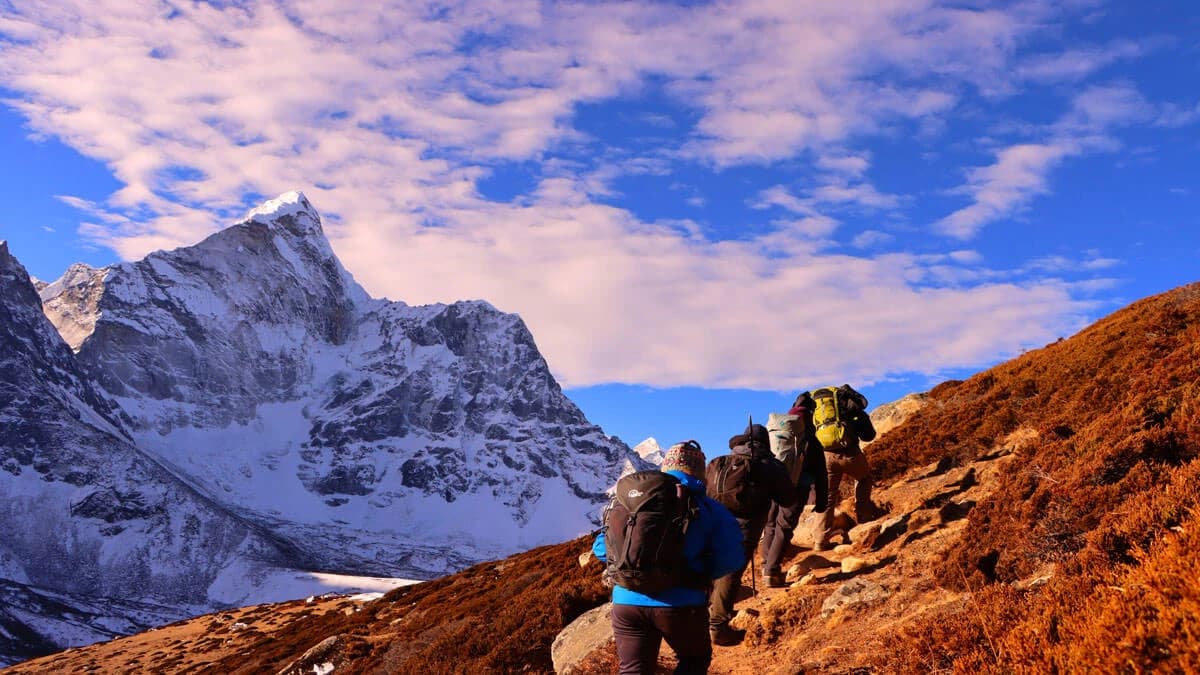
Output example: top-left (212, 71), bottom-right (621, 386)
top-left (750, 555), bottom-right (757, 596)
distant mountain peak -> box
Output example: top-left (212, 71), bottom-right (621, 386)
top-left (243, 190), bottom-right (318, 226)
top-left (632, 437), bottom-right (664, 465)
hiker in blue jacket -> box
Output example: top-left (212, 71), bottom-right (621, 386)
top-left (593, 441), bottom-right (745, 675)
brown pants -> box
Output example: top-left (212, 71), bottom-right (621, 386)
top-left (709, 520), bottom-right (763, 630)
top-left (611, 603), bottom-right (711, 674)
top-left (816, 450), bottom-right (872, 546)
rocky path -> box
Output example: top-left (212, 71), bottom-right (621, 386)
top-left (562, 427), bottom-right (1040, 674)
top-left (704, 429), bottom-right (1037, 674)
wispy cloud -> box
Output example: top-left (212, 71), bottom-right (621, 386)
top-left (937, 142), bottom-right (1074, 239)
top-left (935, 82), bottom-right (1195, 239)
top-left (1016, 40), bottom-right (1143, 83)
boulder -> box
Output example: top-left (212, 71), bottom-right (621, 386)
top-left (551, 603), bottom-right (613, 675)
top-left (852, 515), bottom-right (909, 551)
top-left (848, 521), bottom-right (881, 546)
top-left (820, 579), bottom-right (890, 619)
top-left (276, 634), bottom-right (346, 675)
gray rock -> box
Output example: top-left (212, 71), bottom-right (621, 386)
top-left (820, 578), bottom-right (890, 618)
top-left (552, 603), bottom-right (613, 674)
top-left (276, 634), bottom-right (346, 675)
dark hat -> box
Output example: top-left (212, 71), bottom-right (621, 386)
top-left (746, 423), bottom-right (769, 449)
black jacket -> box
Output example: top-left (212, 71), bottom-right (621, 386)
top-left (822, 385), bottom-right (877, 451)
top-left (724, 424), bottom-right (803, 515)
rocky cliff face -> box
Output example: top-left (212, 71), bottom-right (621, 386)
top-left (0, 240), bottom-right (310, 665)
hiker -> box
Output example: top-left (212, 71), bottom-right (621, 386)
top-left (812, 384), bottom-right (878, 551)
top-left (593, 441), bottom-right (744, 675)
top-left (759, 392), bottom-right (829, 587)
top-left (706, 423), bottom-right (800, 645)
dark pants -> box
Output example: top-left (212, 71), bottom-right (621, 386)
top-left (817, 450), bottom-right (872, 546)
top-left (611, 603), bottom-right (711, 675)
top-left (760, 499), bottom-right (806, 575)
top-left (709, 519), bottom-right (764, 629)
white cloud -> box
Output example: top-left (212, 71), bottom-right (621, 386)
top-left (817, 153), bottom-right (871, 176)
top-left (852, 230), bottom-right (894, 249)
top-left (334, 177), bottom-right (1090, 388)
top-left (752, 186), bottom-right (817, 216)
top-left (812, 181), bottom-right (901, 210)
top-left (1025, 252), bottom-right (1121, 274)
top-left (0, 0), bottom-right (1110, 389)
top-left (936, 82), bottom-right (1176, 239)
top-left (1016, 40), bottom-right (1143, 83)
top-left (936, 142), bottom-right (1074, 239)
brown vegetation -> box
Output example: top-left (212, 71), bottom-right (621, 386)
top-left (867, 282), bottom-right (1200, 672)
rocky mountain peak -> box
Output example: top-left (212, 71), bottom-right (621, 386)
top-left (243, 190), bottom-right (318, 227)
top-left (39, 262), bottom-right (108, 351)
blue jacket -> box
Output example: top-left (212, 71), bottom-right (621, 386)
top-left (593, 470), bottom-right (744, 607)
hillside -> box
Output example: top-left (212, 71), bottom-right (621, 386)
top-left (7, 280), bottom-right (1199, 673)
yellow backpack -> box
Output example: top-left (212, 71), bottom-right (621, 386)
top-left (811, 387), bottom-right (849, 450)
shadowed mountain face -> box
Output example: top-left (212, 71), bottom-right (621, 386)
top-left (13, 280), bottom-right (1197, 674)
top-left (1, 193), bottom-right (636, 665)
top-left (0, 241), bottom-right (301, 666)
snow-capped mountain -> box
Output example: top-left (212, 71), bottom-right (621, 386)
top-left (632, 437), bottom-right (665, 465)
top-left (36, 192), bottom-right (634, 577)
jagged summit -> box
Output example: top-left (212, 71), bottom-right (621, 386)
top-left (243, 190), bottom-right (319, 226)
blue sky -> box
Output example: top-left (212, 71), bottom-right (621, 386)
top-left (1, 1), bottom-right (1197, 458)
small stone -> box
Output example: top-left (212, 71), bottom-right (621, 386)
top-left (848, 521), bottom-right (881, 545)
top-left (840, 556), bottom-right (871, 574)
top-left (786, 553), bottom-right (838, 582)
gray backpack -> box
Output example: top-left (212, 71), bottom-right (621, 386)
top-left (767, 412), bottom-right (807, 484)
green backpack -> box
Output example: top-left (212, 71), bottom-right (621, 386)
top-left (811, 386), bottom-right (849, 451)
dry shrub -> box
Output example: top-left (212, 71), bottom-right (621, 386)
top-left (747, 590), bottom-right (819, 646)
top-left (876, 281), bottom-right (1200, 672)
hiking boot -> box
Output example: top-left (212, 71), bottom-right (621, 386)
top-left (710, 623), bottom-right (745, 646)
top-left (763, 571), bottom-right (786, 588)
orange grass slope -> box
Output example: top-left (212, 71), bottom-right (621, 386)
top-left (866, 281), bottom-right (1200, 673)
